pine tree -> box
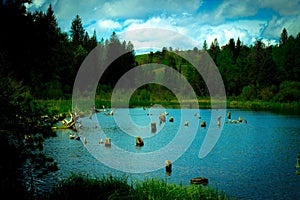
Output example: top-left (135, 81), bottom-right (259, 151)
top-left (280, 28), bottom-right (288, 46)
top-left (202, 40), bottom-right (208, 51)
top-left (209, 38), bottom-right (220, 62)
top-left (70, 15), bottom-right (85, 46)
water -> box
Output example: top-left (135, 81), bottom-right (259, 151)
top-left (41, 108), bottom-right (300, 199)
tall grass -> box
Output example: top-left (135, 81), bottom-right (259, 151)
top-left (36, 98), bottom-right (300, 115)
top-left (35, 99), bottom-right (72, 114)
top-left (132, 177), bottom-right (229, 200)
top-left (44, 174), bottom-right (231, 200)
top-left (227, 100), bottom-right (300, 114)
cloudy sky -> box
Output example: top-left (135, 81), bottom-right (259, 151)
top-left (26, 0), bottom-right (300, 52)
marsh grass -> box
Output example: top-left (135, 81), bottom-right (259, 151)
top-left (44, 174), bottom-right (231, 200)
top-left (227, 100), bottom-right (300, 114)
top-left (36, 98), bottom-right (300, 116)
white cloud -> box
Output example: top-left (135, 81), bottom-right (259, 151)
top-left (119, 28), bottom-right (198, 54)
top-left (25, 0), bottom-right (300, 51)
top-left (195, 20), bottom-right (266, 47)
top-left (114, 14), bottom-right (268, 53)
top-left (263, 15), bottom-right (300, 39)
top-left (98, 20), bottom-right (122, 29)
top-left (100, 0), bottom-right (203, 18)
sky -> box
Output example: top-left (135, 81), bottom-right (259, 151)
top-left (26, 0), bottom-right (300, 53)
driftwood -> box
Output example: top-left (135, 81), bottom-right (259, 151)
top-left (52, 112), bottom-right (79, 131)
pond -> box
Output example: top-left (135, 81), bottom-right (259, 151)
top-left (41, 108), bottom-right (300, 199)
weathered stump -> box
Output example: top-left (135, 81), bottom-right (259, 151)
top-left (227, 112), bottom-right (231, 119)
top-left (165, 160), bottom-right (172, 175)
top-left (238, 116), bottom-right (243, 123)
top-left (105, 138), bottom-right (111, 148)
top-left (159, 114), bottom-right (166, 125)
top-left (151, 122), bottom-right (157, 133)
top-left (136, 137), bottom-right (144, 147)
top-left (218, 116), bottom-right (221, 127)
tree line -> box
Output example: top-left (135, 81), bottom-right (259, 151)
top-left (0, 1), bottom-right (299, 198)
top-left (136, 28), bottom-right (300, 102)
top-left (0, 1), bottom-right (135, 99)
top-left (1, 1), bottom-right (299, 103)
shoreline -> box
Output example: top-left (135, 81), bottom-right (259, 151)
top-left (35, 99), bottom-right (300, 115)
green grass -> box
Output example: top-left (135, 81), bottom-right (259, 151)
top-left (44, 174), bottom-right (231, 200)
top-left (35, 99), bottom-right (72, 114)
top-left (227, 100), bottom-right (300, 114)
top-left (35, 98), bottom-right (300, 115)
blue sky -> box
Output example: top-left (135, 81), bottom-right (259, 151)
top-left (26, 0), bottom-right (300, 52)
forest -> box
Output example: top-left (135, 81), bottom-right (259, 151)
top-left (1, 2), bottom-right (300, 103)
top-left (0, 1), bottom-right (300, 199)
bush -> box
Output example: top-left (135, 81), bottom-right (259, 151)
top-left (275, 81), bottom-right (300, 102)
top-left (0, 75), bottom-right (60, 199)
top-left (240, 85), bottom-right (257, 100)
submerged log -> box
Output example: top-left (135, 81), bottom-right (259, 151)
top-left (190, 177), bottom-right (208, 185)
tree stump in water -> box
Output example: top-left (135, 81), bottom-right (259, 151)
top-left (136, 137), bottom-right (144, 147)
top-left (105, 138), bottom-right (111, 148)
top-left (165, 160), bottom-right (172, 175)
top-left (151, 122), bottom-right (156, 133)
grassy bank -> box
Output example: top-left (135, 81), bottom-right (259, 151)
top-left (44, 174), bottom-right (230, 200)
top-left (227, 100), bottom-right (300, 114)
top-left (36, 99), bottom-right (300, 115)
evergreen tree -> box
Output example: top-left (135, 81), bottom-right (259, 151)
top-left (202, 40), bottom-right (208, 51)
top-left (280, 28), bottom-right (288, 46)
top-left (235, 37), bottom-right (242, 62)
top-left (208, 38), bottom-right (220, 63)
top-left (70, 15), bottom-right (85, 47)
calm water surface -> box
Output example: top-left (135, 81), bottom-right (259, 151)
top-left (42, 108), bottom-right (300, 199)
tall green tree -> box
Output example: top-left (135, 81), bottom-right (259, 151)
top-left (70, 15), bottom-right (85, 47)
top-left (202, 40), bottom-right (208, 51)
top-left (208, 38), bottom-right (221, 63)
top-left (280, 28), bottom-right (288, 46)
